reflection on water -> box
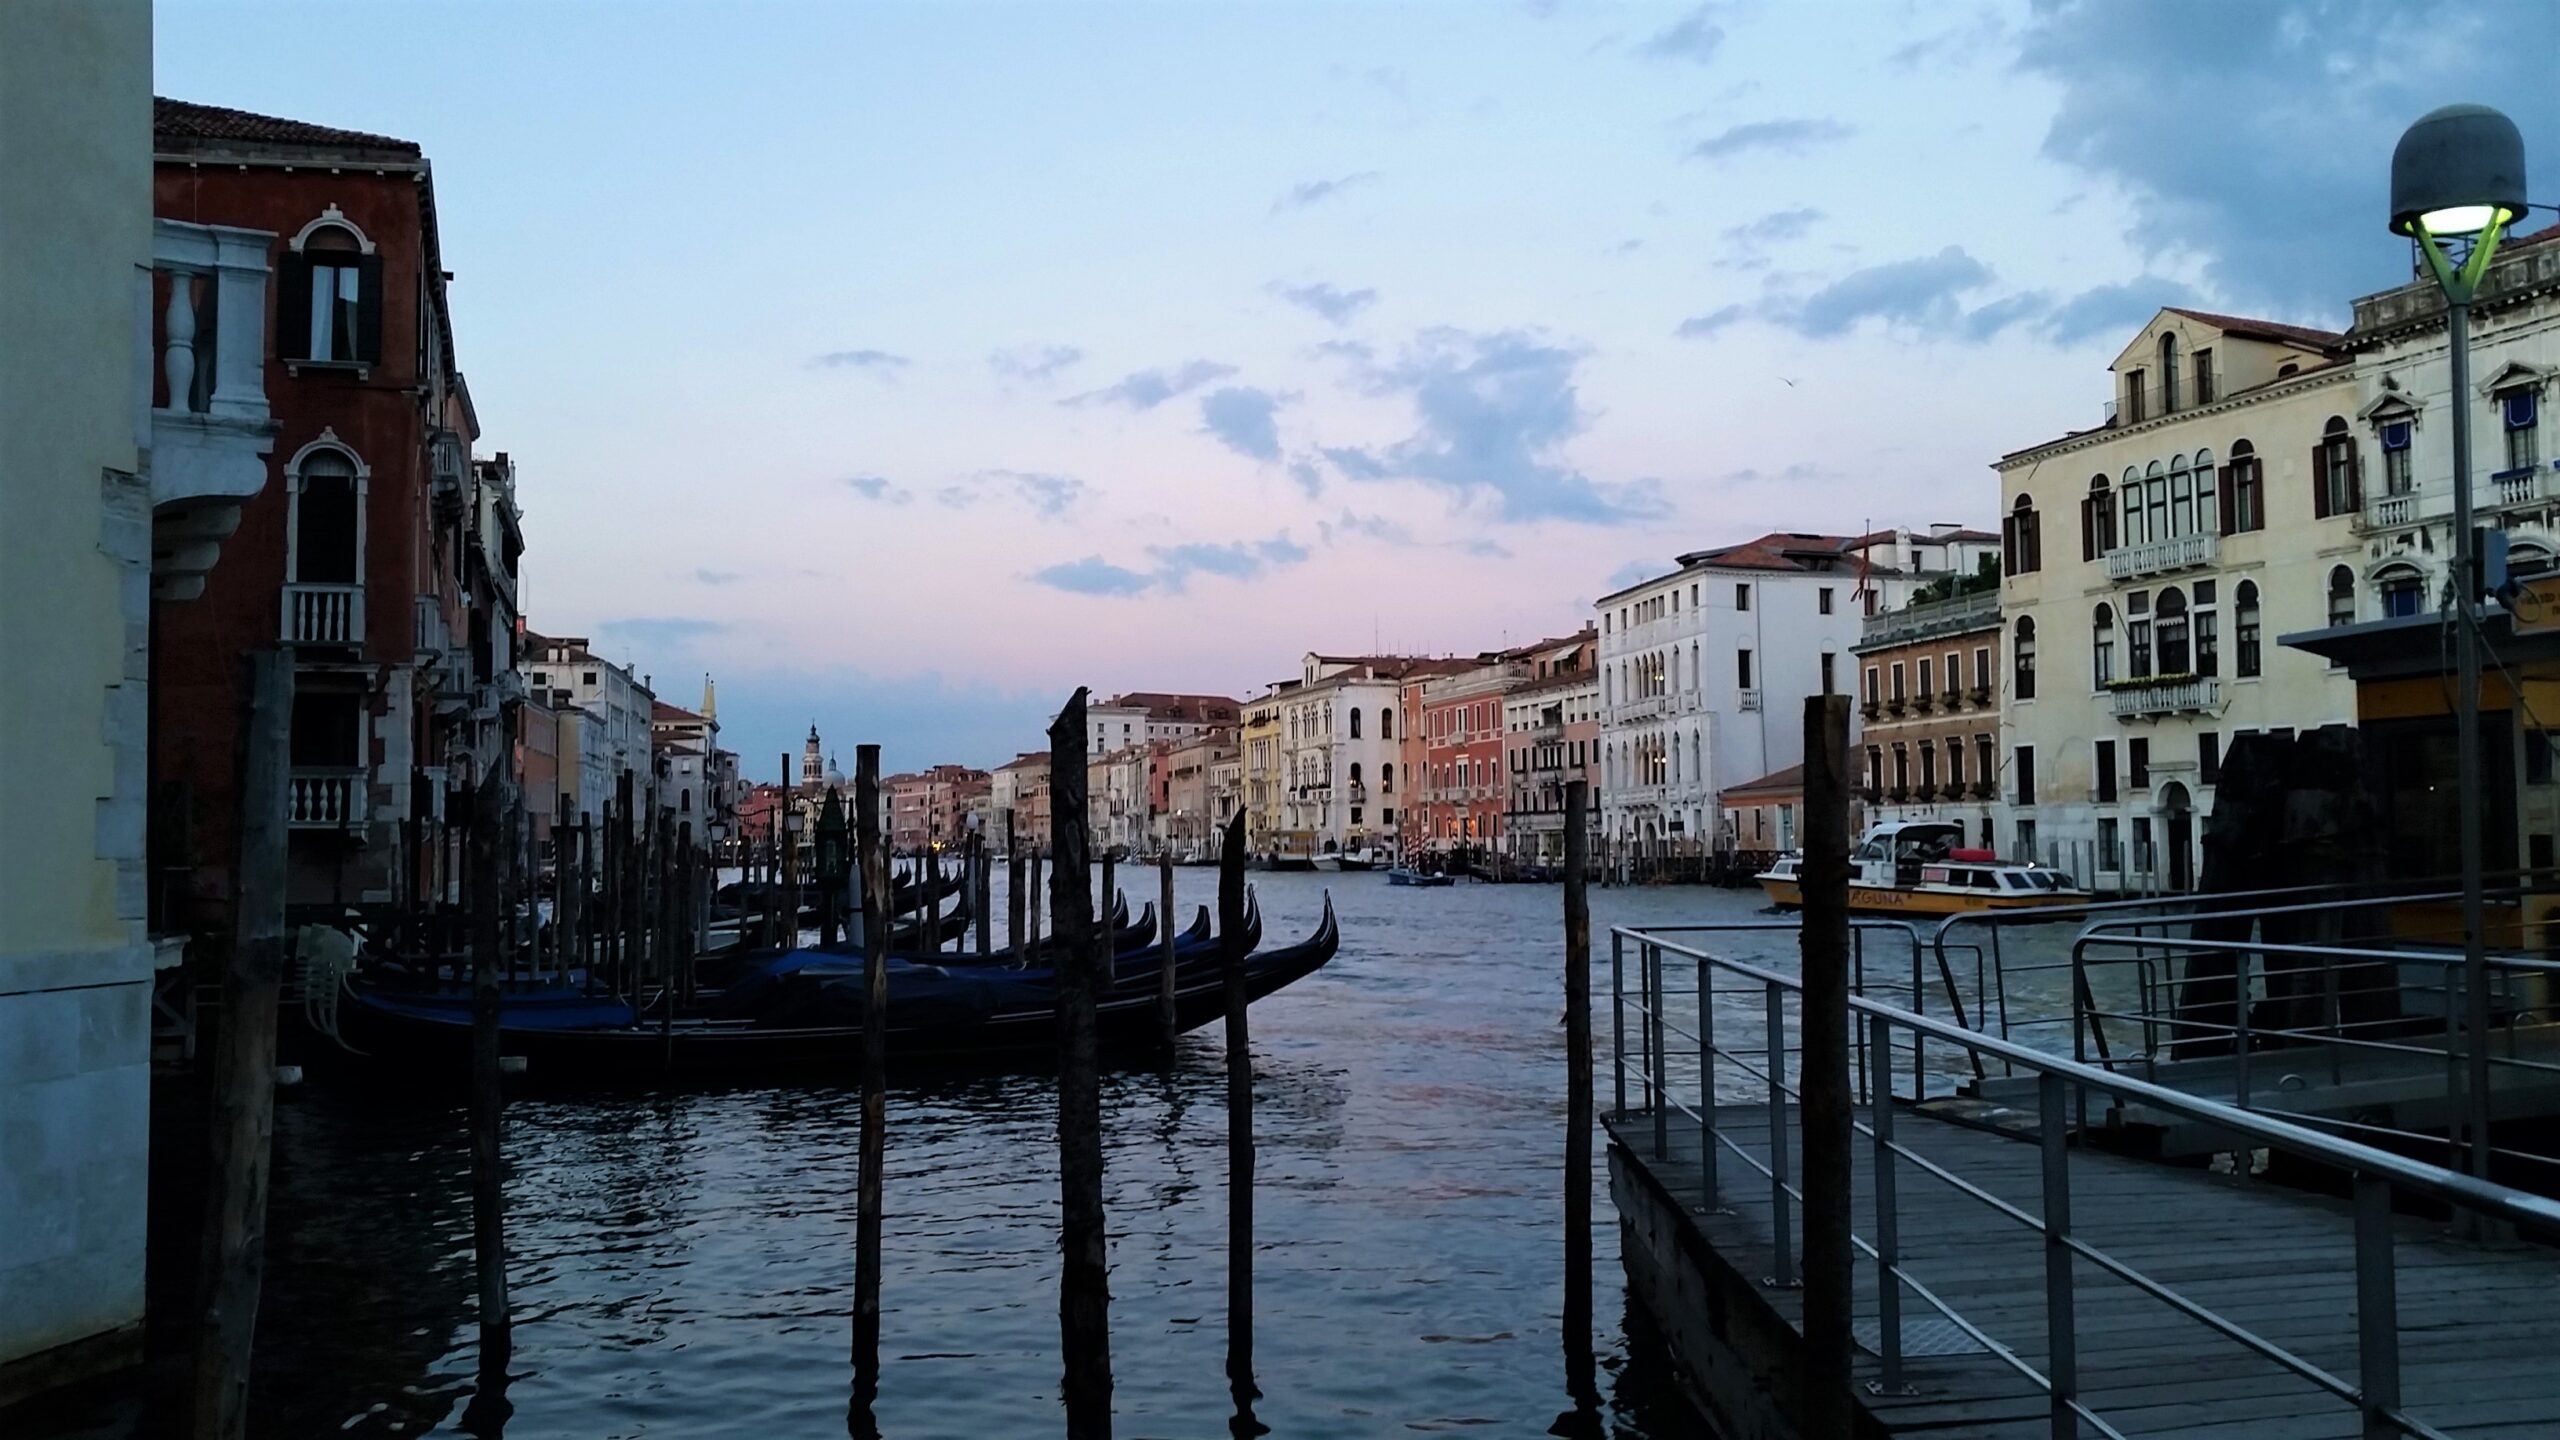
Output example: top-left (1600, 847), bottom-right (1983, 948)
top-left (211, 878), bottom-right (2045, 1437)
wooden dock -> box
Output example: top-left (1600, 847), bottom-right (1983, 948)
top-left (1607, 1103), bottom-right (2560, 1439)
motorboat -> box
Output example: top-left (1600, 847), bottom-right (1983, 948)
top-left (1757, 821), bottom-right (2089, 915)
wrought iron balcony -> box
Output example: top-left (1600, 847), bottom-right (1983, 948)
top-left (2104, 531), bottom-right (2218, 580)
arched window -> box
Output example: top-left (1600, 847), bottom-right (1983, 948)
top-left (2120, 466), bottom-right (2143, 548)
top-left (2143, 459), bottom-right (2167, 545)
top-left (290, 445), bottom-right (362, 586)
top-left (2159, 332), bottom-right (2180, 412)
top-left (2081, 475), bottom-right (2115, 559)
top-left (2317, 417), bottom-right (2359, 518)
top-left (1379, 707), bottom-right (1392, 740)
top-left (2169, 454), bottom-right (2194, 537)
top-left (1349, 708), bottom-right (1362, 739)
top-left (2377, 564), bottom-right (2426, 618)
top-left (2156, 587), bottom-right (2190, 674)
top-left (2013, 616), bottom-right (2037, 700)
top-left (2193, 448), bottom-right (2216, 536)
top-left (2226, 439), bottom-right (2261, 534)
top-left (2513, 544), bottom-right (2556, 579)
top-left (2328, 564), bottom-right (2356, 628)
top-left (1350, 762), bottom-right (1363, 788)
top-left (2004, 494), bottom-right (2042, 575)
top-left (284, 210), bottom-right (379, 366)
top-left (1381, 763), bottom-right (1394, 794)
top-left (2092, 603), bottom-right (2116, 686)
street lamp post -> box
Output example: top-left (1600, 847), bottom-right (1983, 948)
top-left (2390, 102), bottom-right (2527, 1186)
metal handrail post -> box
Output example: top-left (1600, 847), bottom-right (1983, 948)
top-left (1910, 930), bottom-right (1927, 1096)
top-left (1768, 982), bottom-right (1795, 1288)
top-left (2235, 969), bottom-right (2254, 1111)
top-left (2352, 1173), bottom-right (2401, 1440)
top-left (2039, 1071), bottom-right (2077, 1440)
top-left (1699, 958), bottom-right (1718, 1204)
top-left (2070, 938), bottom-right (2091, 1133)
top-left (1649, 941), bottom-right (1668, 1159)
top-left (1611, 930), bottom-right (1627, 1120)
top-left (1870, 1011), bottom-right (1904, 1391)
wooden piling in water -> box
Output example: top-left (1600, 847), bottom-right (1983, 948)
top-left (975, 833), bottom-right (993, 957)
top-left (464, 773), bottom-right (514, 1426)
top-left (1157, 853), bottom-right (1178, 1051)
top-left (1218, 811), bottom-right (1256, 1404)
top-left (1797, 694), bottom-right (1854, 1438)
top-left (1049, 690), bottom-right (1114, 1436)
top-left (190, 650), bottom-right (291, 1440)
top-left (1098, 850), bottom-right (1116, 985)
top-left (1029, 847), bottom-right (1045, 948)
top-left (1562, 779), bottom-right (1596, 1406)
top-left (852, 746), bottom-right (889, 1402)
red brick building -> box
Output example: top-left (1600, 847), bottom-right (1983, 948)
top-left (149, 100), bottom-right (517, 926)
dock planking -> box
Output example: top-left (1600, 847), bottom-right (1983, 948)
top-left (1607, 1102), bottom-right (2560, 1438)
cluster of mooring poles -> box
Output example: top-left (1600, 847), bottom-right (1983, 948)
top-left (1556, 694), bottom-right (1857, 1436)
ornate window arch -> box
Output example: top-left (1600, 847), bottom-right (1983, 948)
top-left (2327, 564), bottom-right (2357, 628)
top-left (2013, 615), bottom-right (2037, 700)
top-left (283, 206), bottom-right (381, 369)
top-left (2092, 603), bottom-right (2116, 687)
top-left (2375, 561), bottom-right (2428, 618)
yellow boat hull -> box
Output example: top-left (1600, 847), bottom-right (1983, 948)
top-left (1757, 878), bottom-right (2085, 915)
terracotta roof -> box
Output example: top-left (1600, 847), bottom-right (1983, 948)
top-left (1722, 763), bottom-right (1805, 798)
top-left (2160, 307), bottom-right (2345, 353)
top-left (154, 98), bottom-right (420, 155)
top-left (995, 751), bottom-right (1051, 771)
top-left (651, 700), bottom-right (707, 725)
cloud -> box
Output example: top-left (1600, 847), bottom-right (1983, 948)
top-left (811, 348), bottom-right (909, 374)
top-left (1463, 538), bottom-right (1514, 560)
top-left (1200, 387), bottom-right (1285, 462)
top-left (1328, 510), bottom-right (1415, 546)
top-left (1961, 291), bottom-right (2054, 343)
top-left (1064, 359), bottom-right (1238, 410)
top-left (1687, 118), bottom-right (1853, 162)
top-left (1605, 560), bottom-right (1658, 592)
top-left (843, 475), bottom-right (914, 504)
top-left (1715, 461), bottom-right (1827, 488)
top-left (989, 344), bottom-right (1085, 383)
top-left (1639, 4), bottom-right (1725, 63)
top-left (2036, 278), bottom-right (2201, 346)
top-left (1287, 458), bottom-right (1324, 497)
top-left (1887, 11), bottom-right (2008, 69)
top-left (1773, 245), bottom-right (1996, 338)
top-left (1309, 338), bottom-right (1375, 365)
top-left (1320, 328), bottom-right (1668, 525)
top-left (1033, 532), bottom-right (1311, 597)
top-left (2016, 0), bottom-right (2560, 316)
top-left (933, 484), bottom-right (977, 509)
top-left (1722, 206), bottom-right (1825, 249)
top-left (595, 616), bottom-right (728, 649)
top-left (692, 568), bottom-right (740, 586)
top-left (1273, 281), bottom-right (1379, 325)
top-left (994, 470), bottom-right (1085, 517)
top-left (1271, 171), bottom-right (1380, 213)
top-left (1674, 305), bottom-right (1748, 340)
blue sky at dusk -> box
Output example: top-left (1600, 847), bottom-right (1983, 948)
top-left (157, 0), bottom-right (2559, 773)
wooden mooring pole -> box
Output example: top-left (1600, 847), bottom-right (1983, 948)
top-left (1218, 812), bottom-right (1256, 1407)
top-left (463, 772), bottom-right (514, 1430)
top-left (1007, 809), bottom-right (1025, 958)
top-left (1798, 694), bottom-right (1854, 1437)
top-left (190, 650), bottom-right (291, 1440)
top-left (1156, 853), bottom-right (1178, 1051)
top-left (1561, 778), bottom-right (1597, 1406)
top-left (975, 832), bottom-right (992, 957)
top-left (1049, 690), bottom-right (1114, 1436)
top-left (853, 746), bottom-right (888, 1404)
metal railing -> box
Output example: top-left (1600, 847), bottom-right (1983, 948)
top-left (1610, 920), bottom-right (2560, 1440)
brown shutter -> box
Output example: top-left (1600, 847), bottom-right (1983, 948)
top-left (354, 253), bottom-right (385, 364)
top-left (275, 250), bottom-right (312, 361)
top-left (2311, 445), bottom-right (2329, 519)
top-left (2218, 464), bottom-right (2237, 535)
top-left (2002, 515), bottom-right (2017, 575)
top-left (2081, 496), bottom-right (2097, 561)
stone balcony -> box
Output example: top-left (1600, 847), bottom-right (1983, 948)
top-left (144, 219), bottom-right (277, 602)
top-left (283, 582), bottom-right (364, 646)
top-left (2358, 465), bottom-right (2560, 533)
top-left (288, 768), bottom-right (367, 829)
top-left (2104, 531), bottom-right (2217, 581)
top-left (2108, 675), bottom-right (2220, 719)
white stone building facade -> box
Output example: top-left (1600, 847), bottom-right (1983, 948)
top-left (1277, 654), bottom-right (1417, 855)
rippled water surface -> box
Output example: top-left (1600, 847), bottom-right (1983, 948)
top-left (125, 875), bottom-right (2087, 1439)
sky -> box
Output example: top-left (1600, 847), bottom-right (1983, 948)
top-left (156, 0), bottom-right (2560, 775)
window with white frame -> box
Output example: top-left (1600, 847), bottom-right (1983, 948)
top-left (2503, 387), bottom-right (2540, 473)
top-left (2381, 419), bottom-right (2414, 496)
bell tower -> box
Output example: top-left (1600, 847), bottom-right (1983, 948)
top-left (802, 723), bottom-right (823, 791)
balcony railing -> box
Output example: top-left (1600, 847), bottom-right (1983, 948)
top-left (1858, 588), bottom-right (1999, 646)
top-left (288, 769), bottom-right (366, 828)
top-left (284, 582), bottom-right (365, 645)
top-left (2365, 491), bottom-right (2418, 529)
top-left (1738, 689), bottom-right (1761, 712)
top-left (2104, 530), bottom-right (2217, 580)
top-left (2494, 467), bottom-right (2542, 509)
top-left (1616, 694), bottom-right (1668, 722)
top-left (2108, 675), bottom-right (2220, 719)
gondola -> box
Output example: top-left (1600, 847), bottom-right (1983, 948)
top-left (331, 895), bottom-right (1335, 1079)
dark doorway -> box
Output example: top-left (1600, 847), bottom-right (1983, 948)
top-left (2161, 781), bottom-right (2194, 891)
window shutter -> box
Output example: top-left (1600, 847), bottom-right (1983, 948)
top-left (2002, 515), bottom-right (2017, 575)
top-left (2344, 442), bottom-right (2362, 510)
top-left (2081, 497), bottom-right (2097, 561)
top-left (354, 253), bottom-right (385, 363)
top-left (275, 250), bottom-right (312, 361)
top-left (2218, 465), bottom-right (2237, 535)
top-left (2311, 445), bottom-right (2329, 519)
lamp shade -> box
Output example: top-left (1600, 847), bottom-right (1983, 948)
top-left (2390, 103), bottom-right (2527, 237)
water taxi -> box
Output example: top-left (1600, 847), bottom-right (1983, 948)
top-left (1757, 821), bottom-right (2088, 915)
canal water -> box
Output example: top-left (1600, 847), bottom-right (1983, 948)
top-left (47, 873), bottom-right (2088, 1438)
